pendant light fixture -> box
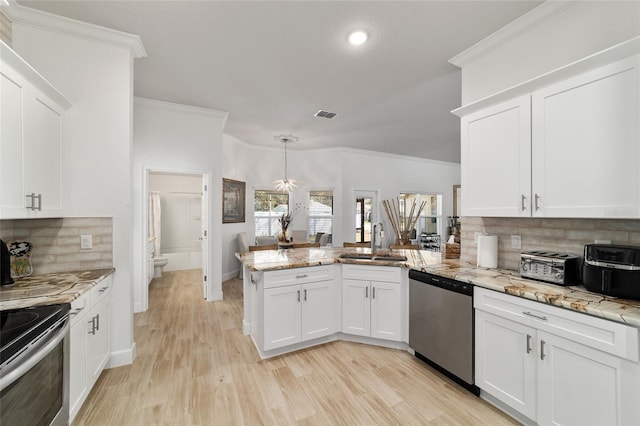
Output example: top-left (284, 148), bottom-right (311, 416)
top-left (273, 135), bottom-right (298, 192)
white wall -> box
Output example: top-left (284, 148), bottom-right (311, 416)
top-left (220, 134), bottom-right (460, 280)
top-left (459, 1), bottom-right (640, 104)
top-left (12, 24), bottom-right (137, 366)
top-left (221, 134), bottom-right (343, 280)
top-left (339, 149), bottom-right (460, 248)
top-left (132, 98), bottom-right (228, 311)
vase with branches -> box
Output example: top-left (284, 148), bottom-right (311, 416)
top-left (278, 202), bottom-right (306, 242)
top-left (382, 197), bottom-right (426, 245)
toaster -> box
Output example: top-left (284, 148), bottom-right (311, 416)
top-left (583, 244), bottom-right (640, 301)
top-left (520, 251), bottom-right (581, 285)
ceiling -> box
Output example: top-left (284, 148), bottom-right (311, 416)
top-left (17, 1), bottom-right (542, 163)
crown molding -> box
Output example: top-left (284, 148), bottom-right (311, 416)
top-left (5, 0), bottom-right (146, 58)
top-left (135, 97), bottom-right (229, 128)
top-left (449, 0), bottom-right (580, 68)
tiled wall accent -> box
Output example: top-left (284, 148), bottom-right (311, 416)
top-left (0, 217), bottom-right (113, 274)
top-left (0, 8), bottom-right (11, 46)
top-left (460, 217), bottom-right (640, 272)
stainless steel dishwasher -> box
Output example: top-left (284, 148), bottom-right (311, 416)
top-left (409, 269), bottom-right (479, 395)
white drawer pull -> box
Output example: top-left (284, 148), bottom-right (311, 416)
top-left (523, 311), bottom-right (547, 321)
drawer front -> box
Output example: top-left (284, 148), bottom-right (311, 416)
top-left (264, 265), bottom-right (334, 289)
top-left (91, 274), bottom-right (113, 306)
top-left (341, 264), bottom-right (401, 283)
top-left (70, 293), bottom-right (89, 325)
top-left (475, 287), bottom-right (639, 362)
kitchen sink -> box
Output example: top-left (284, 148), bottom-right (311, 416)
top-left (338, 253), bottom-right (407, 262)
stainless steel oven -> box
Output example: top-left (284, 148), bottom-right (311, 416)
top-left (1, 303), bottom-right (70, 426)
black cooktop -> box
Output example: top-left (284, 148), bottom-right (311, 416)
top-left (0, 303), bottom-right (70, 366)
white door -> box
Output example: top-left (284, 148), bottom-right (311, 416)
top-left (28, 90), bottom-right (63, 215)
top-left (475, 310), bottom-right (537, 421)
top-left (342, 279), bottom-right (370, 337)
top-left (537, 331), bottom-right (623, 426)
top-left (531, 55), bottom-right (640, 218)
top-left (0, 63), bottom-right (29, 218)
top-left (461, 95), bottom-right (531, 217)
top-left (200, 176), bottom-right (209, 299)
top-left (86, 297), bottom-right (110, 388)
top-left (263, 285), bottom-right (301, 350)
top-left (69, 310), bottom-right (89, 421)
top-left (370, 281), bottom-right (401, 341)
top-left (301, 280), bottom-right (335, 341)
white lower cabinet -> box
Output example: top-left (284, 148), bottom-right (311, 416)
top-left (69, 275), bottom-right (112, 422)
top-left (261, 266), bottom-right (336, 351)
top-left (69, 292), bottom-right (90, 421)
top-left (342, 265), bottom-right (402, 342)
top-left (475, 310), bottom-right (537, 420)
top-left (475, 287), bottom-right (640, 425)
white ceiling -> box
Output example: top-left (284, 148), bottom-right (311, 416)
top-left (18, 1), bottom-right (542, 163)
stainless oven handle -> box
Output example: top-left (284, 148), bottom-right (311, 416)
top-left (0, 320), bottom-right (69, 391)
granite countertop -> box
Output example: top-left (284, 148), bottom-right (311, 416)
top-left (237, 247), bottom-right (640, 328)
top-left (0, 268), bottom-right (115, 311)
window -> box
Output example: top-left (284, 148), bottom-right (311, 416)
top-left (308, 190), bottom-right (333, 241)
top-left (254, 190), bottom-right (289, 237)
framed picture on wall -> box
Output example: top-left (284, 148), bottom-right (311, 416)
top-left (222, 178), bottom-right (246, 223)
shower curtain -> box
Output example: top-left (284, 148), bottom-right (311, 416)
top-left (148, 192), bottom-right (162, 257)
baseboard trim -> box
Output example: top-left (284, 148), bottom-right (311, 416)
top-left (108, 342), bottom-right (136, 368)
top-left (222, 270), bottom-right (240, 281)
top-left (243, 319), bottom-right (251, 335)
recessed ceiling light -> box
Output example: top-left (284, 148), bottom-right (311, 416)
top-left (348, 30), bottom-right (368, 46)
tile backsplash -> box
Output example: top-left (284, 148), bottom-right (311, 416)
top-left (460, 217), bottom-right (640, 271)
top-left (1, 217), bottom-right (112, 274)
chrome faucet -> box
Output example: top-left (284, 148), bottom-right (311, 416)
top-left (372, 222), bottom-right (384, 253)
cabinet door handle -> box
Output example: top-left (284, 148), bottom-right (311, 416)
top-left (540, 340), bottom-right (546, 360)
top-left (372, 286), bottom-right (376, 299)
top-left (34, 194), bottom-right (42, 211)
top-left (26, 193), bottom-right (35, 210)
top-left (526, 334), bottom-right (532, 354)
top-left (297, 290), bottom-right (300, 302)
top-left (534, 193), bottom-right (541, 211)
top-left (365, 287), bottom-right (368, 299)
top-left (521, 194), bottom-right (527, 211)
top-left (88, 317), bottom-right (96, 335)
top-left (522, 311), bottom-right (547, 321)
top-left (296, 274), bottom-right (308, 279)
top-left (303, 289), bottom-right (307, 301)
top-left (95, 313), bottom-right (100, 331)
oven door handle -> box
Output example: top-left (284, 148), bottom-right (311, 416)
top-left (0, 320), bottom-right (69, 391)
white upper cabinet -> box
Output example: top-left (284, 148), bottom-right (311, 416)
top-left (460, 54), bottom-right (640, 219)
top-left (461, 96), bottom-right (531, 217)
top-left (531, 55), bottom-right (640, 218)
top-left (0, 42), bottom-right (70, 219)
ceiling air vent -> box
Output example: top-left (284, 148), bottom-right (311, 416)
top-left (315, 110), bottom-right (338, 119)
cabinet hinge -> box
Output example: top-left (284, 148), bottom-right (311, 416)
top-left (204, 275), bottom-right (207, 282)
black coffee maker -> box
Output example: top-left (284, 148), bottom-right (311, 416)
top-left (1, 239), bottom-right (15, 286)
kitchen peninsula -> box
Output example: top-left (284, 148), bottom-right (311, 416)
top-left (237, 247), bottom-right (640, 333)
top-left (238, 247), bottom-right (640, 424)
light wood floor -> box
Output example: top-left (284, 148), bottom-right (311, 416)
top-left (73, 270), bottom-right (518, 425)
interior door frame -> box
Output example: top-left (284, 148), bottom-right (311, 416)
top-left (142, 167), bottom-right (210, 311)
top-left (353, 190), bottom-right (378, 244)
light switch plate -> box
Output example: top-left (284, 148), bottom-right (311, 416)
top-left (80, 235), bottom-right (92, 250)
top-left (511, 235), bottom-right (522, 249)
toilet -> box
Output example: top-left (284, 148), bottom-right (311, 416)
top-left (153, 256), bottom-right (169, 278)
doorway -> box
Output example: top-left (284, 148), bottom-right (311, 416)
top-left (143, 169), bottom-right (210, 310)
top-left (354, 190), bottom-right (377, 243)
